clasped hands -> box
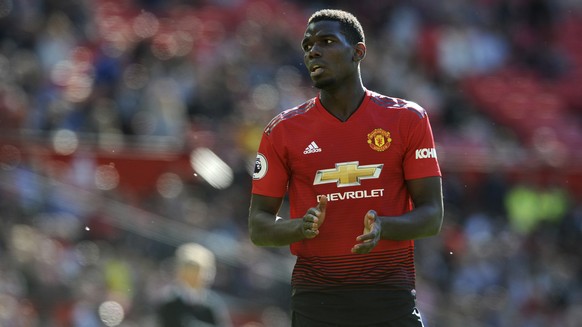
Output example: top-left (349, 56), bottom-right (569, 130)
top-left (301, 195), bottom-right (381, 254)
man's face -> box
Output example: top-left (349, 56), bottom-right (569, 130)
top-left (301, 20), bottom-right (357, 90)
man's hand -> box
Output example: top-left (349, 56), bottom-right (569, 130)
top-left (302, 195), bottom-right (327, 239)
top-left (352, 210), bottom-right (381, 254)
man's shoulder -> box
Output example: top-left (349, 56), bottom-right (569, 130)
top-left (264, 97), bottom-right (317, 135)
top-left (368, 90), bottom-right (427, 119)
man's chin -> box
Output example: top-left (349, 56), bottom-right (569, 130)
top-left (312, 78), bottom-right (334, 90)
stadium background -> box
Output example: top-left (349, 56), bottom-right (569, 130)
top-left (0, 0), bottom-right (581, 326)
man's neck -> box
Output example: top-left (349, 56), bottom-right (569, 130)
top-left (319, 83), bottom-right (366, 122)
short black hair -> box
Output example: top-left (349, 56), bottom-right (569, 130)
top-left (308, 9), bottom-right (365, 45)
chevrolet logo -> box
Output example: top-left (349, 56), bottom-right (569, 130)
top-left (314, 161), bottom-right (383, 187)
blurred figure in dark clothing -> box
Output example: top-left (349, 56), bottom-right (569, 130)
top-left (156, 243), bottom-right (233, 327)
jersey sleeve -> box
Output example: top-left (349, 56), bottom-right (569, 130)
top-left (402, 111), bottom-right (441, 180)
top-left (251, 131), bottom-right (289, 197)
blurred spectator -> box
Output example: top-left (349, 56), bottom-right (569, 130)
top-left (156, 242), bottom-right (233, 327)
top-left (505, 181), bottom-right (570, 234)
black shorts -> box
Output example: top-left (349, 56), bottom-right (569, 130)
top-left (292, 288), bottom-right (416, 325)
top-left (291, 307), bottom-right (425, 327)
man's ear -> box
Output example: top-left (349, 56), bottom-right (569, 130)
top-left (353, 42), bottom-right (366, 62)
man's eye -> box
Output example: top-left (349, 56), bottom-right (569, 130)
top-left (325, 39), bottom-right (333, 44)
top-left (303, 44), bottom-right (312, 51)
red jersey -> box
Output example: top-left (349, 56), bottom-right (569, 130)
top-left (252, 89), bottom-right (441, 292)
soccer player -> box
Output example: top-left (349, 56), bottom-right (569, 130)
top-left (248, 9), bottom-right (443, 327)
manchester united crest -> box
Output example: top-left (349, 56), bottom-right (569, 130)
top-left (367, 128), bottom-right (392, 152)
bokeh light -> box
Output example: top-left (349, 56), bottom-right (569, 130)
top-left (275, 65), bottom-right (302, 90)
top-left (49, 48), bottom-right (95, 103)
top-left (94, 164), bottom-right (120, 191)
top-left (98, 301), bottom-right (125, 327)
top-left (98, 15), bottom-right (133, 55)
top-left (156, 172), bottom-right (184, 199)
top-left (174, 31), bottom-right (194, 57)
top-left (190, 148), bottom-right (233, 189)
top-left (52, 129), bottom-right (79, 155)
top-left (152, 33), bottom-right (179, 60)
top-left (10, 225), bottom-right (38, 263)
top-left (64, 73), bottom-right (93, 102)
top-left (133, 11), bottom-right (159, 39)
top-left (50, 60), bottom-right (75, 87)
top-left (252, 84), bottom-right (279, 111)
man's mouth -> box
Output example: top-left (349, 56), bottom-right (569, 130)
top-left (310, 65), bottom-right (325, 77)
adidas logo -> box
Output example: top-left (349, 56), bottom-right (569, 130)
top-left (303, 141), bottom-right (322, 154)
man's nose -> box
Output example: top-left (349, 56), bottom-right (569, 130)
top-left (307, 45), bottom-right (321, 58)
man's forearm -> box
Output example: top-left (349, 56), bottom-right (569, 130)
top-left (249, 212), bottom-right (305, 246)
top-left (378, 205), bottom-right (443, 241)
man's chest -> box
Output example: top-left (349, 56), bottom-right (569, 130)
top-left (284, 118), bottom-right (407, 187)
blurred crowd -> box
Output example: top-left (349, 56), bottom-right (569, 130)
top-left (0, 0), bottom-right (581, 326)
